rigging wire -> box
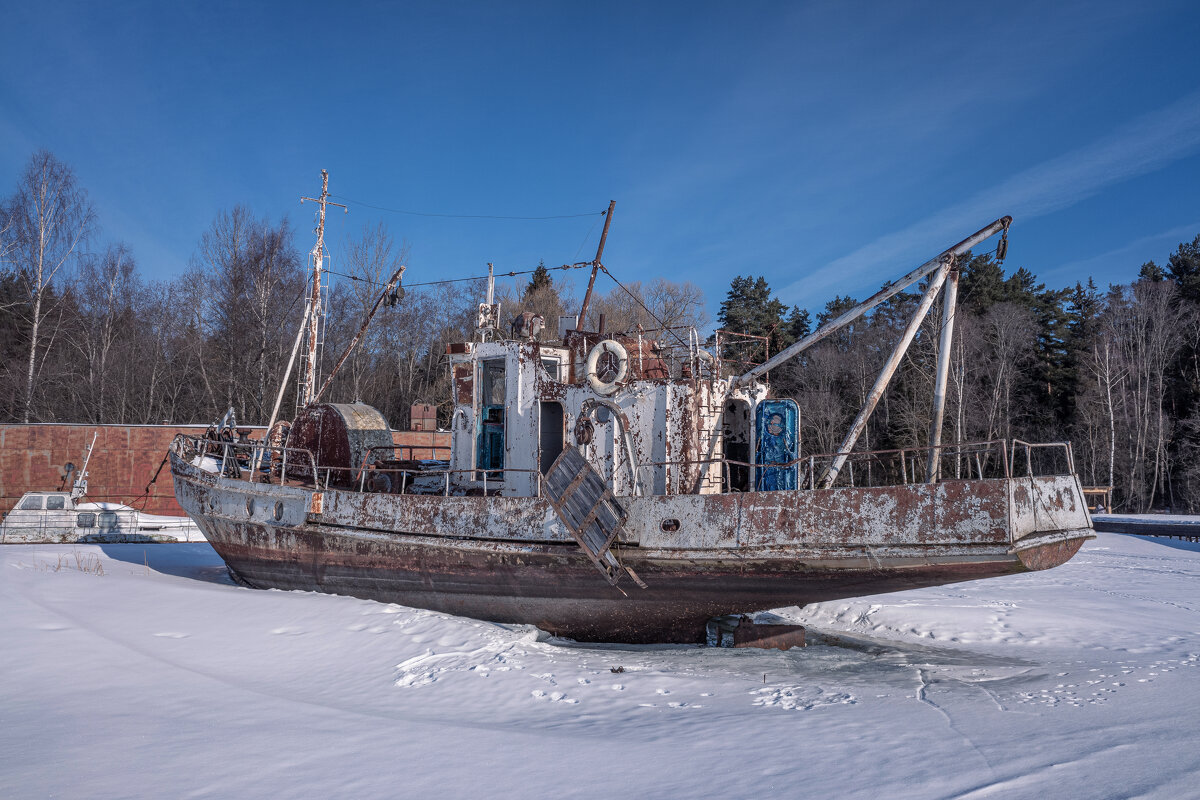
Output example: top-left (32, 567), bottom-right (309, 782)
top-left (322, 261), bottom-right (594, 291)
top-left (573, 212), bottom-right (604, 262)
top-left (597, 265), bottom-right (691, 350)
top-left (329, 194), bottom-right (607, 221)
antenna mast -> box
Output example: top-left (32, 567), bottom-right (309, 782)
top-left (298, 170), bottom-right (347, 408)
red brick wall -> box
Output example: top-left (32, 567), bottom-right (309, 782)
top-left (0, 424), bottom-right (450, 516)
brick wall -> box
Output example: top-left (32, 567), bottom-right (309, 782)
top-left (0, 424), bottom-right (450, 516)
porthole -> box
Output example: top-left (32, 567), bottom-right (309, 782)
top-left (246, 497), bottom-right (255, 516)
top-left (273, 501), bottom-right (284, 521)
top-left (660, 518), bottom-right (680, 532)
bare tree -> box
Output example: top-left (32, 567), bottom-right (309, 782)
top-left (589, 278), bottom-right (707, 335)
top-left (323, 223), bottom-right (409, 403)
top-left (1106, 280), bottom-right (1186, 510)
top-left (190, 207), bottom-right (303, 423)
top-left (72, 243), bottom-right (136, 422)
top-left (3, 151), bottom-right (96, 421)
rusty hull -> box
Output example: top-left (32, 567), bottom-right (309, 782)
top-left (171, 451), bottom-right (1092, 643)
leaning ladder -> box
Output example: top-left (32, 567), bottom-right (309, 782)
top-left (543, 448), bottom-right (645, 588)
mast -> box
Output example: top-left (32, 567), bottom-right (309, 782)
top-left (298, 170), bottom-right (347, 408)
top-left (576, 200), bottom-right (615, 331)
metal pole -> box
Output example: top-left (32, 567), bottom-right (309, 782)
top-left (298, 170), bottom-right (348, 409)
top-left (738, 217), bottom-right (1010, 385)
top-left (925, 265), bottom-right (959, 482)
top-left (253, 299), bottom-right (311, 477)
top-left (820, 261), bottom-right (951, 488)
top-left (313, 265), bottom-right (406, 402)
top-left (577, 200), bottom-right (615, 331)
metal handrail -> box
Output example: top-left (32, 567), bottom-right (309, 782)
top-left (356, 465), bottom-right (546, 497)
top-left (635, 439), bottom-right (1007, 472)
top-left (1009, 440), bottom-right (1074, 478)
top-left (627, 438), bottom-right (1076, 492)
top-left (172, 435), bottom-right (320, 489)
top-left (354, 444), bottom-right (453, 485)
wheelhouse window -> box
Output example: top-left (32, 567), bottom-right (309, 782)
top-left (480, 359), bottom-right (506, 405)
top-left (19, 496), bottom-right (43, 510)
top-left (477, 359), bottom-right (507, 478)
top-left (540, 357), bottom-right (561, 382)
top-left (46, 496), bottom-right (66, 510)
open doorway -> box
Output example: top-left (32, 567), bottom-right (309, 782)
top-left (723, 399), bottom-right (751, 491)
top-left (539, 401), bottom-right (565, 475)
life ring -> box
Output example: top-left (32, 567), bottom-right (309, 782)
top-left (586, 339), bottom-right (629, 395)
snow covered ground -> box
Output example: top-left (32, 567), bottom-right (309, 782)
top-left (3, 533), bottom-right (1198, 799)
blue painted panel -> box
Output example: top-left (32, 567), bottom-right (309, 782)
top-left (477, 405), bottom-right (505, 478)
top-left (755, 399), bottom-right (798, 491)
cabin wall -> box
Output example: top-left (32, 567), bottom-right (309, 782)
top-left (0, 424), bottom-right (449, 517)
top-left (447, 339), bottom-right (769, 498)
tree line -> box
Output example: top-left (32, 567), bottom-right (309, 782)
top-left (0, 150), bottom-right (705, 432)
top-left (716, 242), bottom-right (1200, 513)
top-left (3, 150), bottom-right (1197, 511)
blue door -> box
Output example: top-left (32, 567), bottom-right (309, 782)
top-left (755, 399), bottom-right (798, 491)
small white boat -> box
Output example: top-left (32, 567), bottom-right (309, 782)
top-left (1, 492), bottom-right (203, 543)
top-left (1, 433), bottom-right (203, 544)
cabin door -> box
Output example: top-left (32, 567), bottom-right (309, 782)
top-left (477, 358), bottom-right (506, 478)
top-left (539, 402), bottom-right (565, 475)
top-left (754, 399), bottom-right (799, 491)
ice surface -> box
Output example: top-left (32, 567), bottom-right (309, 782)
top-left (1094, 513), bottom-right (1200, 525)
top-left (2, 533), bottom-right (1198, 799)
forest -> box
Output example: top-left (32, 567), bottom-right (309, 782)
top-left (3, 150), bottom-right (1198, 512)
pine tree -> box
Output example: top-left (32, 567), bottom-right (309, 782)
top-left (1166, 235), bottom-right (1200, 305)
top-left (1139, 261), bottom-right (1166, 282)
top-left (717, 275), bottom-right (788, 364)
top-left (783, 305), bottom-right (812, 347)
top-left (525, 259), bottom-right (551, 298)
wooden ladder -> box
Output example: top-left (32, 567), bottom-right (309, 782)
top-left (543, 448), bottom-right (645, 588)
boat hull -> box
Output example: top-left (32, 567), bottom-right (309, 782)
top-left (171, 452), bottom-right (1091, 642)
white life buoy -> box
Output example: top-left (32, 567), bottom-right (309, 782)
top-left (586, 339), bottom-right (629, 395)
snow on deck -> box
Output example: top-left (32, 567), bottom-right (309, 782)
top-left (2, 534), bottom-right (1198, 799)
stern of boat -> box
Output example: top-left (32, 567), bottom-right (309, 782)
top-left (1006, 441), bottom-right (1094, 570)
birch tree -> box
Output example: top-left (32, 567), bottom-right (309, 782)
top-left (3, 151), bottom-right (96, 421)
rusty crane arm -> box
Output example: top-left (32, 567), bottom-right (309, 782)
top-left (732, 216), bottom-right (1011, 490)
top-left (313, 265), bottom-right (407, 403)
top-left (735, 216), bottom-right (1011, 386)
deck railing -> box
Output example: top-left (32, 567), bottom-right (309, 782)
top-left (634, 439), bottom-right (1074, 493)
top-left (175, 434), bottom-right (1076, 498)
top-left (172, 435), bottom-right (321, 489)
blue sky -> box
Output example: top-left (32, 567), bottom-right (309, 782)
top-left (3, 1), bottom-right (1199, 322)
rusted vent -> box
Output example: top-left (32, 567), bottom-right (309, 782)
top-left (660, 518), bottom-right (680, 532)
top-left (273, 501), bottom-right (284, 522)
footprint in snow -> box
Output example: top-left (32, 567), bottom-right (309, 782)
top-left (531, 690), bottom-right (578, 704)
top-left (752, 686), bottom-right (855, 711)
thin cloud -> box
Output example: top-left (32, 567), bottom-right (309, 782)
top-left (1042, 220), bottom-right (1200, 285)
top-left (782, 89), bottom-right (1200, 303)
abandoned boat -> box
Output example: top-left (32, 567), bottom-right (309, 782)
top-left (3, 436), bottom-right (202, 544)
top-left (0, 494), bottom-right (203, 543)
top-left (169, 192), bottom-right (1093, 642)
